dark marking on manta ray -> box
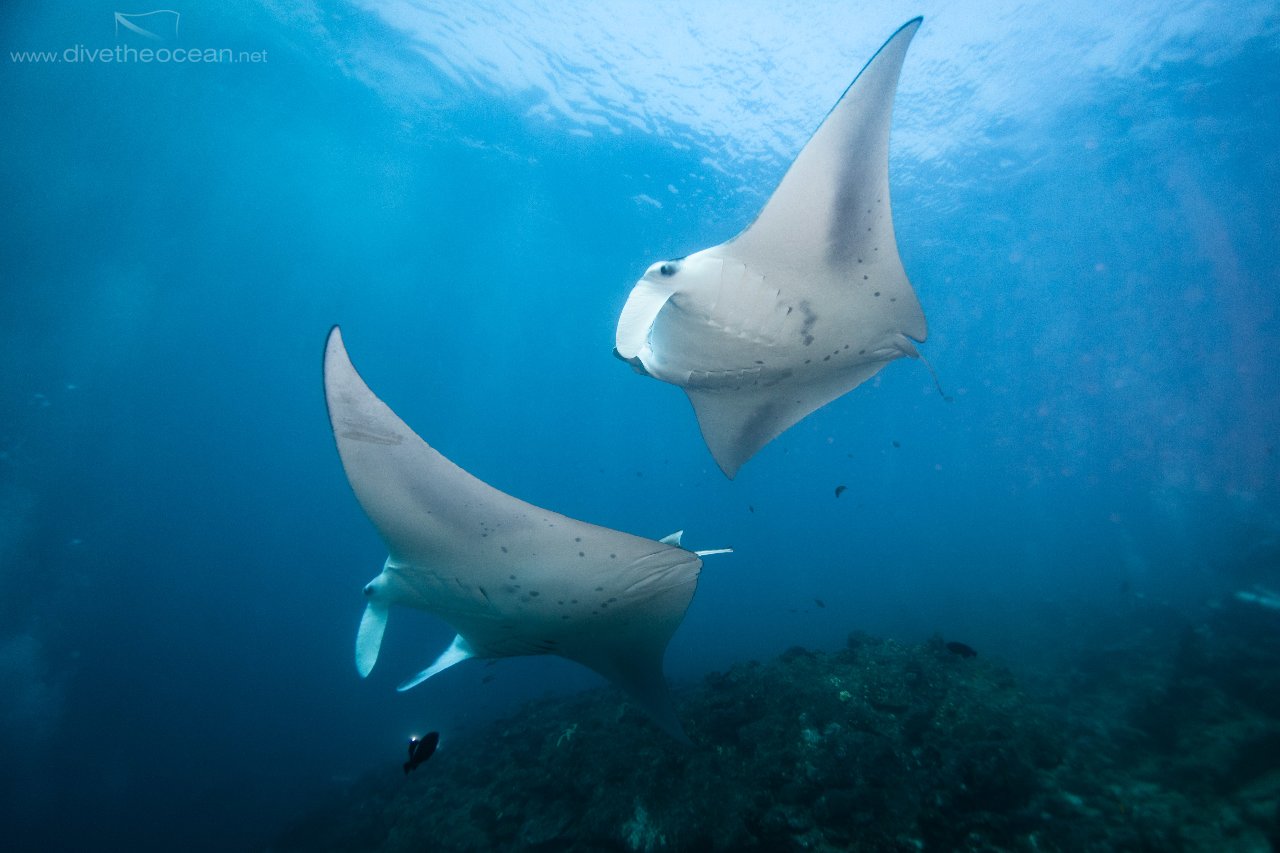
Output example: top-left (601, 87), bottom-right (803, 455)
top-left (340, 428), bottom-right (402, 446)
top-left (835, 485), bottom-right (847, 498)
top-left (797, 300), bottom-right (818, 346)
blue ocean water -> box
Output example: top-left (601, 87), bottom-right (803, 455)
top-left (1, 0), bottom-right (1277, 849)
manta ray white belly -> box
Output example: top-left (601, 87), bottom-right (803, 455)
top-left (324, 326), bottom-right (730, 741)
top-left (615, 19), bottom-right (929, 478)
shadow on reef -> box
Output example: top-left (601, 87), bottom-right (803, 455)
top-left (271, 620), bottom-right (1280, 852)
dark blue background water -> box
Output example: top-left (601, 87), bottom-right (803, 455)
top-left (2, 1), bottom-right (1277, 849)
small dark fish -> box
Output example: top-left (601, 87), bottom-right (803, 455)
top-left (403, 731), bottom-right (440, 774)
top-left (892, 440), bottom-right (901, 448)
top-left (748, 505), bottom-right (755, 513)
top-left (945, 641), bottom-right (977, 659)
top-left (834, 485), bottom-right (847, 498)
top-left (814, 598), bottom-right (825, 609)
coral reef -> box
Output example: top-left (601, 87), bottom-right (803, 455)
top-left (273, 614), bottom-right (1280, 852)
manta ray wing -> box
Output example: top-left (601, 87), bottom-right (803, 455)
top-left (616, 19), bottom-right (928, 478)
top-left (324, 326), bottom-right (706, 740)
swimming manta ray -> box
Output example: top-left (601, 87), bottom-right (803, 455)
top-left (615, 18), bottom-right (929, 478)
top-left (324, 327), bottom-right (729, 740)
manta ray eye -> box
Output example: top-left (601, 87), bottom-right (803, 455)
top-left (659, 262), bottom-right (679, 277)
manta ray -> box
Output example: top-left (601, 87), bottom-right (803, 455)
top-left (615, 18), bottom-right (929, 478)
top-left (324, 327), bottom-right (729, 740)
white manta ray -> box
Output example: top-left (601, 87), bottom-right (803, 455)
top-left (324, 327), bottom-right (729, 740)
top-left (615, 18), bottom-right (930, 478)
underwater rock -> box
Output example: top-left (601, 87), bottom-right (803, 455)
top-left (273, 635), bottom-right (1063, 851)
top-left (273, 623), bottom-right (1280, 852)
